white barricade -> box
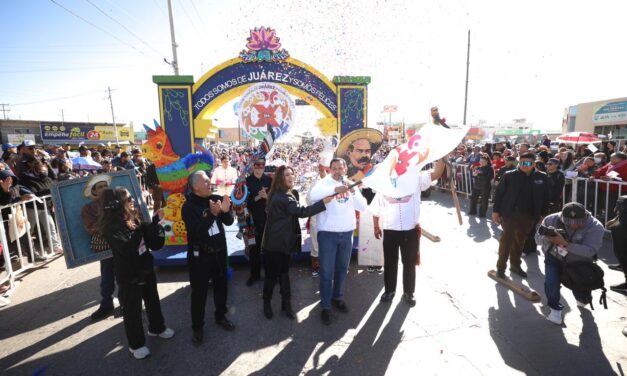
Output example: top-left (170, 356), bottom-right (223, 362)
top-left (1, 195), bottom-right (60, 298)
top-left (565, 177), bottom-right (627, 226)
top-left (434, 163), bottom-right (474, 196)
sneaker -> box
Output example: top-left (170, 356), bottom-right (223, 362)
top-left (380, 291), bottom-right (395, 303)
top-left (509, 267), bottom-right (528, 278)
top-left (547, 309), bottom-right (562, 325)
top-left (374, 266), bottom-right (383, 274)
top-left (90, 306), bottom-right (114, 321)
top-left (331, 299), bottom-right (348, 313)
top-left (311, 270), bottom-right (319, 278)
top-left (402, 293), bottom-right (416, 307)
top-left (129, 346), bottom-right (150, 359)
top-left (147, 327), bottom-right (175, 339)
top-left (610, 282), bottom-right (627, 293)
top-left (367, 266), bottom-right (376, 273)
top-left (321, 309), bottom-right (331, 325)
top-left (608, 264), bottom-right (624, 272)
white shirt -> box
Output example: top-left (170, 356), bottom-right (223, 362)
top-left (368, 171), bottom-right (432, 231)
top-left (211, 165), bottom-right (238, 196)
top-left (308, 174), bottom-right (368, 232)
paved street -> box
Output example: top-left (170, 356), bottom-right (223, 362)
top-left (1, 191), bottom-right (626, 376)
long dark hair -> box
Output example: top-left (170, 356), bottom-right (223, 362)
top-left (95, 187), bottom-right (140, 234)
top-left (267, 165), bottom-right (293, 202)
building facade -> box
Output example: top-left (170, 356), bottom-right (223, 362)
top-left (0, 119), bottom-right (134, 145)
top-left (563, 96), bottom-right (627, 139)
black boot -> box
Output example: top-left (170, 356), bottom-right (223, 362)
top-left (279, 272), bottom-right (295, 319)
top-left (263, 278), bottom-right (275, 319)
top-left (263, 299), bottom-right (273, 319)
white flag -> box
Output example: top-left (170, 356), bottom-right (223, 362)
top-left (362, 123), bottom-right (469, 197)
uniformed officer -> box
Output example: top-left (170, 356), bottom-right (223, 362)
top-left (182, 170), bottom-right (235, 346)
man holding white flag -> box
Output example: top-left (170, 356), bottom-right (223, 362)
top-left (368, 158), bottom-right (445, 306)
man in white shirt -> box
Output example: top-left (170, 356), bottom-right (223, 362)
top-left (306, 161), bottom-right (330, 277)
top-left (211, 156), bottom-right (238, 196)
top-left (309, 158), bottom-right (368, 325)
top-left (369, 160), bottom-right (445, 306)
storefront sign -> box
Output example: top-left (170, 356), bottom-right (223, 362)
top-left (40, 122), bottom-right (134, 142)
top-left (593, 101), bottom-right (627, 124)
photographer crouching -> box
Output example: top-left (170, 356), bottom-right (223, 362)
top-left (535, 202), bottom-right (605, 325)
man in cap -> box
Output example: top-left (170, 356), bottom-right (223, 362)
top-left (1, 143), bottom-right (18, 172)
top-left (535, 202), bottom-right (605, 325)
top-left (81, 174), bottom-right (117, 321)
top-left (16, 140), bottom-right (56, 180)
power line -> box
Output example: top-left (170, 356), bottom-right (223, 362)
top-left (11, 90), bottom-right (109, 106)
top-left (188, 0), bottom-right (210, 36)
top-left (0, 64), bottom-right (151, 74)
top-left (176, 0), bottom-right (202, 37)
top-left (48, 0), bottom-right (158, 61)
top-left (85, 0), bottom-right (164, 58)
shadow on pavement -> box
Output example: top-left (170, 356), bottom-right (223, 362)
top-left (488, 284), bottom-right (616, 375)
top-left (466, 216), bottom-right (492, 243)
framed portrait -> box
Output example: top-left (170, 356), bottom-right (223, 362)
top-left (51, 169), bottom-right (150, 268)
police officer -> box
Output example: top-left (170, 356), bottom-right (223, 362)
top-left (182, 170), bottom-right (235, 346)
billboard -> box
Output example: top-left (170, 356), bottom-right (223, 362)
top-left (40, 122), bottom-right (134, 143)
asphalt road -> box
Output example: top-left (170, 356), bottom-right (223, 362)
top-left (1, 191), bottom-right (625, 376)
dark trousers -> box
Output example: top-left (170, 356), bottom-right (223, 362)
top-left (262, 251), bottom-right (291, 301)
top-left (249, 225), bottom-right (265, 279)
top-left (100, 258), bottom-right (116, 309)
top-left (609, 223), bottom-right (627, 281)
top-left (188, 249), bottom-right (228, 331)
top-left (497, 213), bottom-right (535, 271)
top-left (383, 229), bottom-right (418, 295)
top-left (151, 187), bottom-right (167, 212)
top-left (469, 188), bottom-right (491, 216)
top-left (118, 271), bottom-right (165, 350)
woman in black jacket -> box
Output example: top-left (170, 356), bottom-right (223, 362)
top-left (97, 187), bottom-right (172, 360)
top-left (261, 166), bottom-right (331, 319)
top-left (468, 154), bottom-right (494, 217)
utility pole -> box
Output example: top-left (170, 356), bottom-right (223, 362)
top-left (463, 29), bottom-right (471, 126)
top-left (107, 86), bottom-right (120, 146)
top-left (60, 109), bottom-right (65, 123)
top-left (0, 104), bottom-right (10, 120)
top-left (166, 0), bottom-right (180, 75)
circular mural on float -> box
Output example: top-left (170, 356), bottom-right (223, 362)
top-left (238, 82), bottom-right (295, 141)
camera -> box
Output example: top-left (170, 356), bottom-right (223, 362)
top-left (538, 225), bottom-right (566, 237)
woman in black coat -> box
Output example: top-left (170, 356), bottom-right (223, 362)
top-left (261, 165), bottom-right (331, 319)
top-left (97, 187), bottom-right (172, 360)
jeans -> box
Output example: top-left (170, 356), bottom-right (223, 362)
top-left (100, 258), bottom-right (115, 309)
top-left (317, 231), bottom-right (353, 309)
top-left (27, 208), bottom-right (61, 250)
top-left (544, 253), bottom-right (591, 310)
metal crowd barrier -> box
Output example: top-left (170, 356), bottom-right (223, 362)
top-left (1, 195), bottom-right (60, 302)
top-left (564, 177), bottom-right (626, 226)
top-left (434, 162), bottom-right (474, 196)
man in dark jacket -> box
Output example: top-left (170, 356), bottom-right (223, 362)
top-left (244, 157), bottom-right (272, 286)
top-left (608, 195), bottom-right (627, 294)
top-left (546, 158), bottom-right (565, 214)
top-left (492, 152), bottom-right (550, 278)
top-left (468, 154), bottom-right (494, 217)
top-left (182, 170), bottom-right (235, 346)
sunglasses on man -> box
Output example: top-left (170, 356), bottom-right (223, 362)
top-left (254, 163), bottom-right (265, 168)
top-left (520, 161), bottom-right (533, 167)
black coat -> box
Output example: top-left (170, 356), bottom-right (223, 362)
top-left (103, 219), bottom-right (164, 285)
top-left (493, 168), bottom-right (550, 219)
top-left (262, 190), bottom-right (326, 255)
top-left (181, 193), bottom-right (234, 253)
top-left (547, 170), bottom-right (565, 205)
top-left (472, 164), bottom-right (494, 191)
top-left (245, 173), bottom-right (272, 228)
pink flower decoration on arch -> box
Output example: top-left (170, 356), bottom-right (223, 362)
top-left (246, 27), bottom-right (281, 51)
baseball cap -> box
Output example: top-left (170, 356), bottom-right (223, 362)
top-left (561, 202), bottom-right (589, 225)
top-left (22, 140), bottom-right (37, 148)
top-left (2, 143), bottom-right (16, 151)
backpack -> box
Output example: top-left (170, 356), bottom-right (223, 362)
top-left (561, 261), bottom-right (607, 310)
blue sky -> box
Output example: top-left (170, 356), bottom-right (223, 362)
top-left (2, 0), bottom-right (627, 133)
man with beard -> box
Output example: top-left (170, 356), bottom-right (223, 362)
top-left (430, 106), bottom-right (450, 128)
top-left (335, 129), bottom-right (383, 182)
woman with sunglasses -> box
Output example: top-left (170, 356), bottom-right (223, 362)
top-left (97, 187), bottom-right (173, 359)
top-left (261, 166), bottom-right (333, 319)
